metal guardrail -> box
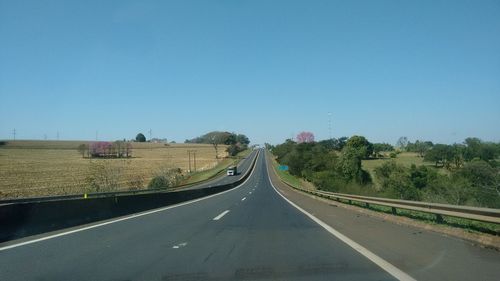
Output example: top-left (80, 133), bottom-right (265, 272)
top-left (270, 158), bottom-right (500, 225)
top-left (309, 189), bottom-right (500, 224)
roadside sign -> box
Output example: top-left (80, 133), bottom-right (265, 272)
top-left (278, 165), bottom-right (289, 171)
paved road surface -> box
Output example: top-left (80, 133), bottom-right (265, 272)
top-left (0, 150), bottom-right (397, 280)
top-left (1, 149), bottom-right (498, 280)
top-left (182, 149), bottom-right (258, 190)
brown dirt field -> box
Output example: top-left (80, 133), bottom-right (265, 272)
top-left (0, 140), bottom-right (228, 199)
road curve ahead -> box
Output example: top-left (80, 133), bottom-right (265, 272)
top-left (0, 149), bottom-right (401, 280)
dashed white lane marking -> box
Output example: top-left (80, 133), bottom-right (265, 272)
top-left (213, 210), bottom-right (230, 221)
top-left (241, 197), bottom-right (246, 201)
top-left (0, 152), bottom-right (262, 252)
top-left (172, 242), bottom-right (188, 249)
top-left (249, 192), bottom-right (252, 194)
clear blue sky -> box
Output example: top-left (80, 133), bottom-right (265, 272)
top-left (1, 0), bottom-right (499, 145)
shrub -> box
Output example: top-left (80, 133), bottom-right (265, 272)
top-left (148, 176), bottom-right (169, 189)
top-left (148, 168), bottom-right (184, 189)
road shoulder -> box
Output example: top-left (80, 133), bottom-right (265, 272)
top-left (266, 153), bottom-right (500, 281)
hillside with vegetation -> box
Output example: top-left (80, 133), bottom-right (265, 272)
top-left (269, 136), bottom-right (500, 208)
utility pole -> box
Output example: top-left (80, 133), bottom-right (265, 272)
top-left (13, 128), bottom-right (16, 140)
top-left (57, 131), bottom-right (59, 140)
top-left (149, 129), bottom-right (152, 150)
top-left (96, 130), bottom-right (98, 141)
top-left (193, 150), bottom-right (197, 172)
top-left (187, 150), bottom-right (197, 172)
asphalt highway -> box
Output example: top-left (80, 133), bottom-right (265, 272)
top-left (0, 149), bottom-right (399, 280)
top-left (182, 149), bottom-right (258, 190)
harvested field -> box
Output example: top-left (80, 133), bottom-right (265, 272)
top-left (0, 140), bottom-right (228, 199)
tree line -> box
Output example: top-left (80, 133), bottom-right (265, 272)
top-left (77, 141), bottom-right (132, 158)
top-left (270, 136), bottom-right (500, 208)
top-left (185, 131), bottom-right (250, 157)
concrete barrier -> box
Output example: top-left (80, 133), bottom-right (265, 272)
top-left (0, 150), bottom-right (259, 243)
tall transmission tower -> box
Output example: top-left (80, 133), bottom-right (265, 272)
top-left (13, 128), bottom-right (16, 140)
top-left (328, 112), bottom-right (332, 140)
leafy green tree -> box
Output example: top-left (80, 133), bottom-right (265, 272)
top-left (77, 144), bottom-right (88, 158)
top-left (409, 164), bottom-right (437, 189)
top-left (136, 133), bottom-right (146, 142)
top-left (226, 144), bottom-right (241, 156)
top-left (236, 134), bottom-right (250, 145)
top-left (224, 133), bottom-right (237, 145)
top-left (346, 135), bottom-right (373, 159)
top-left (457, 160), bottom-right (496, 188)
top-left (424, 144), bottom-right (453, 167)
top-left (338, 146), bottom-right (365, 183)
top-left (317, 137), bottom-right (348, 151)
top-left (464, 137), bottom-right (482, 161)
top-left (396, 136), bottom-right (409, 151)
top-left (272, 139), bottom-right (296, 162)
top-left (479, 143), bottom-right (498, 161)
top-left (373, 143), bottom-right (394, 157)
top-left (414, 140), bottom-right (433, 157)
top-left (334, 137), bottom-right (348, 151)
top-left (374, 161), bottom-right (420, 200)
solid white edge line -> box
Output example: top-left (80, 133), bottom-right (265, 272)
top-left (0, 150), bottom-right (261, 252)
top-left (264, 153), bottom-right (416, 281)
top-left (241, 197), bottom-right (246, 201)
top-left (212, 210), bottom-right (230, 221)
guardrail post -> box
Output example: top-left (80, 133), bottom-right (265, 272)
top-left (391, 207), bottom-right (397, 215)
top-left (435, 214), bottom-right (444, 224)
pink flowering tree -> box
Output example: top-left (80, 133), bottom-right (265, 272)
top-left (90, 141), bottom-right (113, 157)
top-left (296, 131), bottom-right (315, 143)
